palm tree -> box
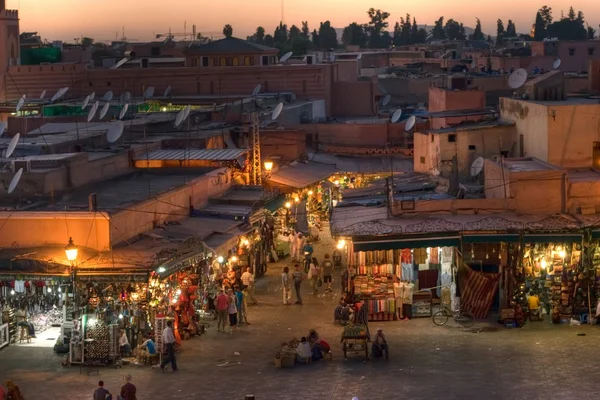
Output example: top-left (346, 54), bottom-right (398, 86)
top-left (223, 24), bottom-right (233, 38)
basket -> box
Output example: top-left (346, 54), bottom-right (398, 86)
top-left (280, 350), bottom-right (296, 368)
top-left (274, 355), bottom-right (282, 368)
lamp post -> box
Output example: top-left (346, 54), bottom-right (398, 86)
top-left (65, 237), bottom-right (78, 318)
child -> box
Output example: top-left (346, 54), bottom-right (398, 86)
top-left (296, 337), bottom-right (312, 363)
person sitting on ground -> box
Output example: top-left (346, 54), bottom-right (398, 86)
top-left (307, 329), bottom-right (326, 360)
top-left (118, 330), bottom-right (131, 357)
top-left (296, 336), bottom-right (312, 363)
top-left (334, 295), bottom-right (352, 325)
top-left (5, 380), bottom-right (24, 400)
top-left (372, 328), bottom-right (389, 360)
top-left (528, 291), bottom-right (542, 321)
top-left (136, 334), bottom-right (156, 360)
top-left (93, 380), bottom-right (112, 400)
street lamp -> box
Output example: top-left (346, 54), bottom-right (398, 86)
top-left (264, 160), bottom-right (274, 172)
top-left (65, 237), bottom-right (78, 263)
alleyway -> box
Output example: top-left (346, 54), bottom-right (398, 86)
top-left (2, 226), bottom-right (600, 400)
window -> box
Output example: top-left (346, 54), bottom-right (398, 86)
top-left (262, 55), bottom-right (269, 65)
top-left (201, 57), bottom-right (209, 67)
top-left (420, 156), bottom-right (425, 164)
top-left (431, 135), bottom-right (434, 143)
top-left (468, 145), bottom-right (476, 151)
top-left (589, 48), bottom-right (595, 56)
top-left (10, 44), bottom-right (15, 58)
top-left (220, 57), bottom-right (226, 66)
top-left (568, 48), bottom-right (575, 56)
top-left (233, 57), bottom-right (239, 66)
top-left (448, 134), bottom-right (456, 143)
top-left (244, 56), bottom-right (251, 66)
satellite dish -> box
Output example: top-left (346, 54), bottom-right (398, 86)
top-left (107, 122), bottom-right (124, 143)
top-left (470, 61), bottom-right (476, 69)
top-left (7, 168), bottom-right (23, 194)
top-left (103, 91), bottom-right (113, 102)
top-left (163, 85), bottom-right (172, 98)
top-left (280, 51), bottom-right (293, 63)
top-left (99, 102), bottom-right (110, 119)
top-left (16, 96), bottom-right (25, 112)
top-left (508, 68), bottom-right (527, 89)
top-left (144, 86), bottom-right (155, 98)
top-left (357, 53), bottom-right (363, 60)
top-left (470, 156), bottom-right (485, 176)
top-left (182, 105), bottom-right (191, 120)
top-left (122, 91), bottom-right (131, 102)
top-left (51, 87), bottom-right (69, 102)
top-left (272, 103), bottom-right (284, 120)
top-left (90, 91), bottom-right (96, 100)
top-left (405, 115), bottom-right (416, 131)
top-left (553, 58), bottom-right (561, 69)
top-left (6, 133), bottom-right (20, 158)
top-left (0, 122), bottom-right (5, 137)
top-left (87, 101), bottom-right (99, 122)
top-left (382, 94), bottom-right (391, 106)
top-left (391, 109), bottom-right (402, 123)
top-left (175, 108), bottom-right (185, 127)
top-left (119, 103), bottom-right (129, 120)
top-left (39, 90), bottom-right (46, 100)
top-left (252, 84), bottom-right (261, 97)
top-left (82, 95), bottom-right (91, 110)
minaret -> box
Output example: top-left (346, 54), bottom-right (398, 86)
top-left (0, 0), bottom-right (19, 102)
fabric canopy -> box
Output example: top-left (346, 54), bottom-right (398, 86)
top-left (462, 234), bottom-right (520, 243)
top-left (353, 236), bottom-right (460, 252)
top-left (523, 233), bottom-right (582, 243)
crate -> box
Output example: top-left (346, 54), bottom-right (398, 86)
top-left (280, 351), bottom-right (296, 368)
top-left (500, 309), bottom-right (515, 320)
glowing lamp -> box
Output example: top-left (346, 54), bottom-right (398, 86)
top-left (243, 239), bottom-right (250, 246)
top-left (176, 289), bottom-right (182, 295)
top-left (231, 256), bottom-right (238, 262)
top-left (264, 161), bottom-right (274, 172)
top-left (294, 197), bottom-right (300, 203)
top-left (558, 250), bottom-right (566, 258)
top-left (336, 239), bottom-right (346, 250)
top-left (158, 266), bottom-right (166, 273)
top-left (65, 237), bottom-right (78, 262)
top-left (308, 190), bottom-right (314, 196)
top-left (47, 288), bottom-right (52, 293)
top-left (10, 289), bottom-right (15, 295)
top-left (118, 314), bottom-right (123, 319)
top-left (541, 259), bottom-right (547, 269)
top-left (285, 202), bottom-right (292, 209)
top-left (217, 256), bottom-right (224, 263)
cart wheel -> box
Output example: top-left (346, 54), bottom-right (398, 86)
top-left (432, 310), bottom-right (449, 326)
top-left (456, 311), bottom-right (475, 328)
top-left (343, 343), bottom-right (347, 359)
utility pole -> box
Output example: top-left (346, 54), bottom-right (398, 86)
top-left (251, 112), bottom-right (262, 185)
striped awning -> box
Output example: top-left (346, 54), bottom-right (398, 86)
top-left (134, 148), bottom-right (248, 161)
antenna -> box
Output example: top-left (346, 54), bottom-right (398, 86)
top-left (144, 86), bottom-right (155, 99)
top-left (107, 122), bottom-right (124, 143)
top-left (272, 103), bottom-right (284, 120)
top-left (508, 68), bottom-right (527, 89)
top-left (82, 94), bottom-right (91, 110)
top-left (99, 102), bottom-right (110, 119)
top-left (279, 51), bottom-right (293, 63)
top-left (381, 94), bottom-right (391, 107)
top-left (405, 115), bottom-right (416, 132)
top-left (16, 95), bottom-right (25, 113)
top-left (39, 90), bottom-right (46, 100)
top-left (252, 84), bottom-right (261, 97)
top-left (7, 168), bottom-right (23, 194)
top-left (391, 109), bottom-right (402, 123)
top-left (553, 58), bottom-right (561, 69)
top-left (6, 133), bottom-right (20, 158)
top-left (163, 85), bottom-right (172, 98)
top-left (119, 103), bottom-right (129, 120)
top-left (103, 91), bottom-right (114, 102)
top-left (87, 101), bottom-right (99, 122)
top-left (470, 156), bottom-right (484, 176)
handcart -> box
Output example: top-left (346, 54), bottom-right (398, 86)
top-left (340, 324), bottom-right (369, 360)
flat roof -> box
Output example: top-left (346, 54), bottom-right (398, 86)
top-left (26, 168), bottom-right (215, 211)
top-left (567, 168), bottom-right (600, 183)
top-left (134, 148), bottom-right (248, 162)
top-left (504, 97), bottom-right (600, 106)
top-left (427, 120), bottom-right (514, 134)
top-left (501, 158), bottom-right (559, 172)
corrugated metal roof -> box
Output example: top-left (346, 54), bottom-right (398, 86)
top-left (310, 153), bottom-right (413, 174)
top-left (269, 161), bottom-right (338, 189)
top-left (134, 148), bottom-right (249, 161)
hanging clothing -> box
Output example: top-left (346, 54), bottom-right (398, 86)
top-left (14, 280), bottom-right (26, 293)
top-left (400, 249), bottom-right (412, 264)
top-left (401, 263), bottom-right (414, 282)
top-left (441, 247), bottom-right (454, 264)
top-left (429, 247), bottom-right (439, 264)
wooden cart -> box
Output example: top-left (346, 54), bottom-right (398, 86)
top-left (341, 324), bottom-right (369, 360)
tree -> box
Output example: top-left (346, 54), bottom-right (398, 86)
top-left (567, 6), bottom-right (576, 21)
top-left (81, 37), bottom-right (94, 47)
top-left (301, 21), bottom-right (310, 39)
top-left (539, 5), bottom-right (553, 28)
top-left (318, 21), bottom-right (338, 50)
top-left (471, 18), bottom-right (484, 40)
top-left (587, 26), bottom-right (596, 39)
top-left (487, 34), bottom-right (492, 42)
top-left (401, 14), bottom-right (412, 45)
top-left (247, 26), bottom-right (266, 43)
top-left (393, 22), bottom-right (402, 46)
top-left (410, 17), bottom-right (419, 43)
top-left (342, 22), bottom-right (367, 47)
top-left (496, 19), bottom-right (505, 44)
top-left (196, 32), bottom-right (203, 41)
top-left (289, 25), bottom-right (301, 41)
top-left (311, 29), bottom-right (320, 49)
top-left (274, 22), bottom-right (288, 45)
top-left (365, 8), bottom-right (391, 48)
top-left (430, 16), bottom-right (446, 40)
top-left (534, 11), bottom-right (546, 40)
top-left (546, 11), bottom-right (587, 40)
top-left (223, 24), bottom-right (233, 38)
top-left (264, 34), bottom-right (274, 47)
top-left (444, 19), bottom-right (463, 41)
top-left (506, 20), bottom-right (516, 37)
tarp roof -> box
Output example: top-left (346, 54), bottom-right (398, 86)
top-left (133, 148), bottom-right (248, 162)
top-left (269, 161), bottom-right (337, 189)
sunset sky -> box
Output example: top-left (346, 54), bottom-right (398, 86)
top-left (8, 0), bottom-right (600, 42)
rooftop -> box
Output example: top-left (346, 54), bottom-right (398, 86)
top-left (427, 120), bottom-right (514, 134)
top-left (186, 37), bottom-right (278, 55)
top-left (504, 97), bottom-right (600, 106)
top-left (567, 168), bottom-right (600, 183)
top-left (501, 157), bottom-right (560, 172)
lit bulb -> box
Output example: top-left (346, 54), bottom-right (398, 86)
top-left (285, 202), bottom-right (292, 209)
top-left (308, 190), bottom-right (313, 196)
top-left (217, 256), bottom-right (224, 263)
top-left (231, 256), bottom-right (238, 262)
top-left (294, 197), bottom-right (300, 203)
top-left (243, 239), bottom-right (250, 246)
top-left (58, 287), bottom-right (62, 293)
top-left (334, 180), bottom-right (340, 186)
top-left (118, 314), bottom-right (123, 319)
top-left (176, 289), bottom-right (182, 295)
top-left (541, 259), bottom-right (547, 269)
top-left (171, 298), bottom-right (177, 304)
top-left (336, 239), bottom-right (346, 250)
top-left (158, 266), bottom-right (166, 273)
top-left (10, 289), bottom-right (15, 295)
top-left (558, 250), bottom-right (566, 258)
top-left (48, 287), bottom-right (52, 293)
top-left (485, 253), bottom-right (489, 259)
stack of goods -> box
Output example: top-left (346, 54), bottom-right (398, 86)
top-left (354, 276), bottom-right (394, 297)
top-left (31, 307), bottom-right (63, 334)
top-left (342, 324), bottom-right (367, 338)
top-left (357, 264), bottom-right (395, 276)
top-left (278, 339), bottom-right (299, 368)
top-left (85, 320), bottom-right (110, 361)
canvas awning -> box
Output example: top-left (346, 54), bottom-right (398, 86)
top-left (353, 235), bottom-right (461, 252)
top-left (269, 162), bottom-right (337, 189)
top-left (462, 234), bottom-right (520, 243)
top-left (523, 233), bottom-right (582, 243)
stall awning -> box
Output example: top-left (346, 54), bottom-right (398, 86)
top-left (268, 161), bottom-right (337, 189)
top-left (264, 195), bottom-right (286, 213)
top-left (523, 233), bottom-right (582, 243)
top-left (133, 148), bottom-right (248, 161)
top-left (353, 235), bottom-right (460, 252)
top-left (592, 229), bottom-right (600, 239)
top-left (462, 234), bottom-right (520, 243)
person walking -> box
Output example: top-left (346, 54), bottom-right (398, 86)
top-left (234, 286), bottom-right (248, 325)
top-left (282, 266), bottom-right (292, 305)
top-left (159, 320), bottom-right (178, 372)
top-left (93, 380), bottom-right (111, 400)
top-left (119, 375), bottom-right (136, 400)
top-left (215, 288), bottom-right (229, 332)
top-left (292, 264), bottom-right (306, 304)
top-left (322, 254), bottom-right (334, 293)
top-left (308, 257), bottom-right (320, 294)
top-left (241, 286), bottom-right (251, 324)
top-left (241, 267), bottom-right (257, 304)
top-left (302, 241), bottom-right (314, 273)
top-left (227, 288), bottom-right (238, 333)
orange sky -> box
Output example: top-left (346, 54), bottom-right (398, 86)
top-left (9, 0), bottom-right (600, 42)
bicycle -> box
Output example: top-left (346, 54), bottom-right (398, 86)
top-left (432, 300), bottom-right (475, 328)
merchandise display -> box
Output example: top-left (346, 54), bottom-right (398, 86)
top-left (352, 269), bottom-right (397, 321)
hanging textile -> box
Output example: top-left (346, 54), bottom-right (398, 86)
top-left (418, 269), bottom-right (439, 292)
top-left (441, 247), bottom-right (454, 264)
top-left (400, 249), bottom-right (412, 264)
top-left (460, 264), bottom-right (501, 319)
top-left (429, 247), bottom-right (439, 264)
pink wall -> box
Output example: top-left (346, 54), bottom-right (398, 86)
top-left (428, 87), bottom-right (486, 129)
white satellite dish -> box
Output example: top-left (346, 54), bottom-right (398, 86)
top-left (391, 109), bottom-right (402, 123)
top-left (144, 86), bottom-right (155, 98)
top-left (119, 103), bottom-right (129, 120)
top-left (553, 58), bottom-right (561, 69)
top-left (182, 105), bottom-right (191, 120)
top-left (82, 95), bottom-right (91, 110)
top-left (175, 108), bottom-right (185, 127)
top-left (87, 101), bottom-right (99, 122)
top-left (99, 102), bottom-right (110, 119)
top-left (272, 103), bottom-right (284, 120)
top-left (470, 61), bottom-right (476, 69)
top-left (470, 156), bottom-right (485, 176)
top-left (51, 87), bottom-right (69, 102)
top-left (123, 91), bottom-right (131, 102)
top-left (357, 53), bottom-right (363, 60)
top-left (382, 94), bottom-right (391, 106)
top-left (7, 168), bottom-right (23, 194)
top-left (0, 122), bottom-right (5, 137)
top-left (90, 91), bottom-right (96, 100)
top-left (405, 115), bottom-right (416, 131)
top-left (252, 84), bottom-right (261, 97)
top-left (39, 90), bottom-right (46, 100)
top-left (107, 122), bottom-right (124, 143)
top-left (6, 133), bottom-right (20, 158)
top-left (103, 91), bottom-right (113, 102)
top-left (163, 85), bottom-right (172, 98)
top-left (16, 96), bottom-right (25, 112)
top-left (280, 51), bottom-right (293, 63)
top-left (508, 68), bottom-right (527, 89)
